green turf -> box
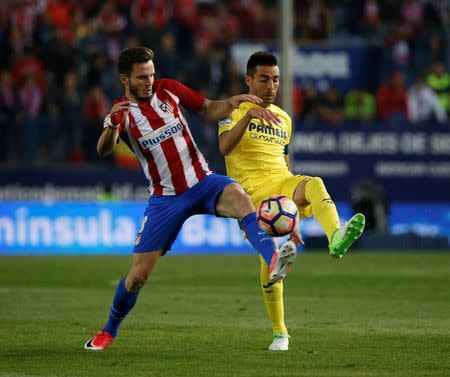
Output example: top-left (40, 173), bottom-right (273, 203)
top-left (0, 252), bottom-right (449, 377)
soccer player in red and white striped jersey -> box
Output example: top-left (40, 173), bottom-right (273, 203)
top-left (84, 47), bottom-right (297, 350)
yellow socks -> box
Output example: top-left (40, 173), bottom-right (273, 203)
top-left (304, 177), bottom-right (341, 242)
top-left (259, 255), bottom-right (288, 334)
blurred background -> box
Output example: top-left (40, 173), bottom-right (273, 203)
top-left (0, 0), bottom-right (449, 254)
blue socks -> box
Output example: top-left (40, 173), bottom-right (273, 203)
top-left (103, 278), bottom-right (140, 337)
top-left (240, 212), bottom-right (276, 266)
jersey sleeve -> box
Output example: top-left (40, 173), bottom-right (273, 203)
top-left (161, 79), bottom-right (205, 112)
top-left (218, 109), bottom-right (240, 136)
top-left (285, 114), bottom-right (293, 145)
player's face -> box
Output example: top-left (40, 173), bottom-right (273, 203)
top-left (246, 65), bottom-right (280, 106)
top-left (122, 60), bottom-right (155, 102)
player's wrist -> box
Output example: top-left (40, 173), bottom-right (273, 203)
top-left (105, 118), bottom-right (120, 130)
top-left (227, 98), bottom-right (235, 109)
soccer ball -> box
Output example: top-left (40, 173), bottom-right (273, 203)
top-left (257, 195), bottom-right (299, 237)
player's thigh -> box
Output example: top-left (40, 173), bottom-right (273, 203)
top-left (134, 195), bottom-right (189, 254)
top-left (250, 174), bottom-right (312, 218)
top-left (215, 182), bottom-right (255, 219)
top-left (247, 174), bottom-right (307, 205)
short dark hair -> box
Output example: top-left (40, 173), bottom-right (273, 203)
top-left (117, 47), bottom-right (154, 76)
top-left (246, 51), bottom-right (278, 76)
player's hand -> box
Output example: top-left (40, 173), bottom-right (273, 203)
top-left (289, 226), bottom-right (304, 245)
top-left (228, 94), bottom-right (262, 109)
top-left (247, 107), bottom-right (281, 128)
top-left (110, 101), bottom-right (131, 126)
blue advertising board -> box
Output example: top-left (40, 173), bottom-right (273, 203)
top-left (292, 123), bottom-right (450, 201)
top-left (0, 201), bottom-right (448, 255)
top-left (0, 201), bottom-right (252, 255)
top-left (231, 43), bottom-right (382, 92)
top-left (390, 203), bottom-right (450, 239)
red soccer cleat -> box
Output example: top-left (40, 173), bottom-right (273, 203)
top-left (84, 330), bottom-right (115, 350)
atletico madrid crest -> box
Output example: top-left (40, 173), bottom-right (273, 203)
top-left (159, 100), bottom-right (174, 113)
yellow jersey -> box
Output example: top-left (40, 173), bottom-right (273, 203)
top-left (218, 101), bottom-right (292, 187)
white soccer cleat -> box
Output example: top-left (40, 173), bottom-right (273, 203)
top-left (264, 240), bottom-right (297, 288)
top-left (268, 333), bottom-right (289, 351)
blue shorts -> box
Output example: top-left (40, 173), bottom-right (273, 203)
top-left (133, 174), bottom-right (235, 253)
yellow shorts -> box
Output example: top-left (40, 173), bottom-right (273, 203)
top-left (242, 173), bottom-right (312, 219)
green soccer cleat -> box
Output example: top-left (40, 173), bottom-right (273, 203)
top-left (329, 213), bottom-right (365, 259)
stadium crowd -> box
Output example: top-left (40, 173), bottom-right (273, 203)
top-left (0, 0), bottom-right (449, 168)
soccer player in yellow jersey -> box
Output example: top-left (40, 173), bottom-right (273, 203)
top-left (218, 51), bottom-right (365, 351)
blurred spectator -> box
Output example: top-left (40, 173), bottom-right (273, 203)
top-left (318, 85), bottom-right (345, 124)
top-left (17, 73), bottom-right (45, 166)
top-left (358, 0), bottom-right (384, 43)
top-left (407, 74), bottom-right (447, 124)
top-left (39, 27), bottom-right (78, 84)
top-left (296, 0), bottom-right (332, 41)
top-left (83, 51), bottom-right (119, 100)
top-left (183, 38), bottom-right (213, 96)
top-left (82, 85), bottom-right (109, 163)
top-left (292, 84), bottom-right (304, 119)
top-left (400, 0), bottom-right (424, 43)
top-left (352, 178), bottom-right (388, 233)
top-left (0, 68), bottom-right (18, 164)
top-left (154, 33), bottom-right (180, 79)
top-left (382, 23), bottom-right (411, 81)
top-left (426, 61), bottom-right (450, 115)
top-left (54, 71), bottom-right (83, 162)
top-left (9, 0), bottom-right (39, 47)
top-left (215, 2), bottom-right (240, 43)
top-left (376, 71), bottom-right (408, 125)
top-left (332, 0), bottom-right (357, 39)
top-left (131, 0), bottom-right (168, 31)
top-left (345, 87), bottom-right (376, 123)
top-left (208, 43), bottom-right (231, 98)
top-left (300, 83), bottom-right (320, 123)
top-left (242, 2), bottom-right (276, 41)
top-left (45, 0), bottom-right (73, 41)
top-left (11, 47), bottom-right (47, 93)
top-left (136, 11), bottom-right (163, 53)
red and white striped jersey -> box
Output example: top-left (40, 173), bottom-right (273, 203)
top-left (105, 79), bottom-right (212, 195)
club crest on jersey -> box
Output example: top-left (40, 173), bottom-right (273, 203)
top-left (159, 100), bottom-right (174, 113)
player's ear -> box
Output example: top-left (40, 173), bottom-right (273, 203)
top-left (244, 75), bottom-right (252, 89)
top-left (119, 73), bottom-right (129, 87)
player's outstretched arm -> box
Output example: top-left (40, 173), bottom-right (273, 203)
top-left (202, 94), bottom-right (263, 121)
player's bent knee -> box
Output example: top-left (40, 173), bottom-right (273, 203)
top-left (228, 188), bottom-right (254, 215)
top-left (309, 176), bottom-right (324, 188)
top-left (216, 183), bottom-right (255, 218)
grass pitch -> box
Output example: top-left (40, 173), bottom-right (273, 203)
top-left (0, 251), bottom-right (449, 377)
